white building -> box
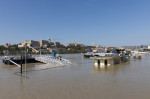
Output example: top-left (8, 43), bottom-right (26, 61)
top-left (148, 45), bottom-right (150, 49)
top-left (66, 43), bottom-right (85, 47)
top-left (18, 40), bottom-right (40, 48)
top-left (18, 38), bottom-right (61, 49)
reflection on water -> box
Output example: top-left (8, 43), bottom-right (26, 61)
top-left (93, 62), bottom-right (130, 72)
top-left (0, 54), bottom-right (150, 99)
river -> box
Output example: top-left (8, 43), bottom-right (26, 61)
top-left (0, 54), bottom-right (150, 99)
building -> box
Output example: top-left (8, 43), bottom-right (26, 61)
top-left (18, 38), bottom-right (61, 49)
top-left (67, 43), bottom-right (85, 47)
top-left (66, 43), bottom-right (76, 46)
top-left (54, 42), bottom-right (60, 46)
top-left (148, 45), bottom-right (150, 49)
top-left (38, 40), bottom-right (50, 48)
top-left (5, 43), bottom-right (10, 48)
top-left (94, 55), bottom-right (130, 67)
top-left (106, 47), bottom-right (125, 53)
top-left (18, 40), bottom-right (40, 48)
top-left (92, 48), bottom-right (104, 53)
top-left (92, 44), bottom-right (102, 48)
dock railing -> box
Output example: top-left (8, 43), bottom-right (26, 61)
top-left (4, 56), bottom-right (21, 67)
top-left (34, 55), bottom-right (71, 65)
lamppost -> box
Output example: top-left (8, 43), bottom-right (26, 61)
top-left (40, 46), bottom-right (41, 56)
top-left (25, 42), bottom-right (27, 76)
top-left (20, 52), bottom-right (23, 74)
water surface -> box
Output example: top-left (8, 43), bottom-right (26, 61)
top-left (0, 54), bottom-right (150, 99)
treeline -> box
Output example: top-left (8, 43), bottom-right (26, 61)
top-left (0, 45), bottom-right (33, 55)
top-left (57, 46), bottom-right (92, 54)
top-left (0, 44), bottom-right (94, 55)
top-left (0, 45), bottom-right (7, 55)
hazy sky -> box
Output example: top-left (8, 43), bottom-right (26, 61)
top-left (0, 0), bottom-right (150, 46)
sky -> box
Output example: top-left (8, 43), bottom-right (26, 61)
top-left (0, 0), bottom-right (150, 46)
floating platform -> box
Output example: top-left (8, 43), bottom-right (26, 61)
top-left (94, 55), bottom-right (130, 67)
top-left (3, 56), bottom-right (39, 65)
top-left (2, 55), bottom-right (71, 66)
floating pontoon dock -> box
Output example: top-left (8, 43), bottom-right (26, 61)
top-left (94, 56), bottom-right (130, 67)
top-left (3, 55), bottom-right (71, 66)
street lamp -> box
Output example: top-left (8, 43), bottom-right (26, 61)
top-left (25, 42), bottom-right (27, 76)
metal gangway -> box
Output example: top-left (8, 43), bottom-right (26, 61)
top-left (4, 56), bottom-right (21, 67)
top-left (34, 55), bottom-right (71, 65)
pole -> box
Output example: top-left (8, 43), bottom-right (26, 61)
top-left (20, 53), bottom-right (22, 74)
top-left (25, 43), bottom-right (27, 76)
top-left (40, 47), bottom-right (41, 56)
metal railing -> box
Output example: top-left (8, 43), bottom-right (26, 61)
top-left (34, 55), bottom-right (71, 65)
top-left (4, 56), bottom-right (21, 67)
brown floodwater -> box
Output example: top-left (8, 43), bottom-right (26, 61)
top-left (0, 54), bottom-right (150, 99)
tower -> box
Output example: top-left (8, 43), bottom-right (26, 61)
top-left (48, 38), bottom-right (51, 43)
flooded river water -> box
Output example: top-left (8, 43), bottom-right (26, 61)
top-left (0, 54), bottom-right (150, 99)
